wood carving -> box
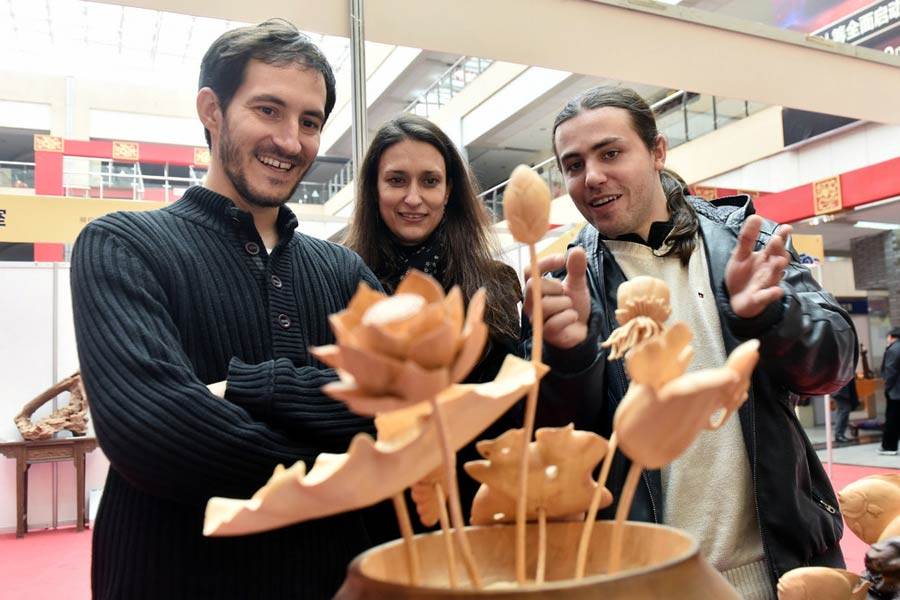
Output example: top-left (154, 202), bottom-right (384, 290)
top-left (615, 330), bottom-right (759, 469)
top-left (838, 474), bottom-right (900, 544)
top-left (311, 271), bottom-right (488, 415)
top-left (577, 276), bottom-right (759, 578)
top-left (601, 276), bottom-right (672, 360)
top-left (504, 163), bottom-right (553, 584)
top-left (204, 355), bottom-right (543, 536)
top-left (776, 567), bottom-right (869, 599)
top-left (865, 538), bottom-right (900, 598)
top-left (411, 467), bottom-right (447, 528)
top-left (15, 371), bottom-right (89, 441)
top-left (465, 425), bottom-right (611, 525)
top-left (503, 165), bottom-right (551, 244)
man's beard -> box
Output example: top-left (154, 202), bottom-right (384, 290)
top-left (217, 119), bottom-right (306, 208)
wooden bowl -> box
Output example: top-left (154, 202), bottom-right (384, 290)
top-left (335, 520), bottom-right (740, 599)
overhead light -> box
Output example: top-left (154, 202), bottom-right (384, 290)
top-left (805, 214), bottom-right (836, 226)
top-left (853, 221), bottom-right (900, 230)
top-left (651, 0), bottom-right (683, 4)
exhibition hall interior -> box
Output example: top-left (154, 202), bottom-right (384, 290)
top-left (1, 0), bottom-right (899, 598)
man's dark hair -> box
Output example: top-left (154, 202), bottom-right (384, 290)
top-left (552, 86), bottom-right (698, 265)
top-left (198, 18), bottom-right (337, 148)
top-left (890, 327), bottom-right (900, 339)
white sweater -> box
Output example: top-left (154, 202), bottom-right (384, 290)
top-left (605, 237), bottom-right (772, 600)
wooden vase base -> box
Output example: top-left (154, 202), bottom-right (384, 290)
top-left (336, 520), bottom-right (741, 599)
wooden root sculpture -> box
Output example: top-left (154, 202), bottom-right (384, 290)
top-left (865, 538), bottom-right (900, 599)
top-left (15, 371), bottom-right (89, 441)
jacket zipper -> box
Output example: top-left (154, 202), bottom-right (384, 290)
top-left (596, 244), bottom-right (659, 523)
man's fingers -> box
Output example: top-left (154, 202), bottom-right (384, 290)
top-left (564, 247), bottom-right (588, 293)
top-left (523, 276), bottom-right (566, 319)
top-left (543, 309), bottom-right (587, 349)
top-left (541, 294), bottom-right (575, 316)
top-left (764, 224), bottom-right (792, 261)
top-left (526, 253), bottom-right (568, 283)
top-left (734, 215), bottom-right (763, 262)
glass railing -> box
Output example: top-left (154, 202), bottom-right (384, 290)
top-left (318, 160), bottom-right (355, 205)
top-left (0, 161), bottom-right (36, 188)
top-left (480, 157), bottom-right (564, 223)
top-left (321, 55), bottom-right (495, 200)
top-left (61, 159), bottom-right (206, 202)
top-left (654, 91), bottom-right (767, 149)
top-left (405, 56), bottom-right (494, 118)
top-left (480, 91), bottom-right (767, 221)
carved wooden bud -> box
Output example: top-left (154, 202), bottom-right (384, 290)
top-left (504, 164), bottom-right (551, 244)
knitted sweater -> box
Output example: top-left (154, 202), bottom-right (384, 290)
top-left (70, 186), bottom-right (382, 599)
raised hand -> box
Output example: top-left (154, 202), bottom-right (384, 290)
top-left (725, 215), bottom-right (792, 319)
top-left (524, 247), bottom-right (591, 349)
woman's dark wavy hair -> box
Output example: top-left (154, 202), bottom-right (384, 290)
top-left (344, 114), bottom-right (520, 342)
top-left (198, 18), bottom-right (336, 148)
top-left (552, 86), bottom-right (698, 265)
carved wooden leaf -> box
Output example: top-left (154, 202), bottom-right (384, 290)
top-left (204, 355), bottom-right (542, 537)
top-left (624, 321), bottom-right (694, 392)
top-left (464, 424), bottom-right (610, 525)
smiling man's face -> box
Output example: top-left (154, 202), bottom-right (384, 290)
top-left (554, 106), bottom-right (669, 240)
top-left (204, 59), bottom-right (326, 209)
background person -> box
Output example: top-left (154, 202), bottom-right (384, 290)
top-left (881, 327), bottom-right (900, 455)
top-left (344, 113), bottom-right (522, 524)
top-left (525, 86), bottom-right (857, 599)
top-left (832, 377), bottom-right (860, 443)
top-left (71, 20), bottom-right (381, 599)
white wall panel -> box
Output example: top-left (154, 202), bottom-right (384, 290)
top-left (0, 263), bottom-right (109, 533)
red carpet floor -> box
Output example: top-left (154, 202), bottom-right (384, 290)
top-left (0, 462), bottom-right (895, 598)
top-left (0, 526), bottom-right (91, 600)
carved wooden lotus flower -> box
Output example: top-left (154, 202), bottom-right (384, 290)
top-left (312, 270), bottom-right (488, 415)
top-left (464, 424), bottom-right (611, 525)
top-left (776, 566), bottom-right (870, 600)
top-left (602, 276), bottom-right (672, 360)
top-left (504, 164), bottom-right (552, 244)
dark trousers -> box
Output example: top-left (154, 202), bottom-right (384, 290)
top-left (833, 399), bottom-right (854, 440)
top-left (883, 398), bottom-right (900, 451)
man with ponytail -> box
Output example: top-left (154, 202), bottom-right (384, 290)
top-left (525, 86), bottom-right (857, 599)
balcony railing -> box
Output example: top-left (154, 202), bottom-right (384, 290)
top-left (480, 156), bottom-right (564, 222)
top-left (479, 91), bottom-right (767, 221)
top-left (654, 91), bottom-right (767, 149)
top-left (0, 161), bottom-right (35, 189)
top-left (405, 56), bottom-right (494, 118)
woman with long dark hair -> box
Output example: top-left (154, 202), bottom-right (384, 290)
top-left (345, 114), bottom-right (522, 524)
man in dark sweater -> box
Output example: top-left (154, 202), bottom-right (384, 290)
top-left (71, 20), bottom-right (381, 599)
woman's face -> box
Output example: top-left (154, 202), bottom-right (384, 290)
top-left (377, 138), bottom-right (449, 246)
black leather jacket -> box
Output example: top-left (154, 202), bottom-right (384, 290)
top-left (533, 195), bottom-right (858, 589)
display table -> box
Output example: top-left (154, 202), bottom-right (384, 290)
top-left (0, 437), bottom-right (98, 538)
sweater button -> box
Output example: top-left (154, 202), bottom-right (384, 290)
top-left (245, 242), bottom-right (260, 255)
top-left (277, 314), bottom-right (291, 329)
top-left (271, 275), bottom-right (283, 289)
